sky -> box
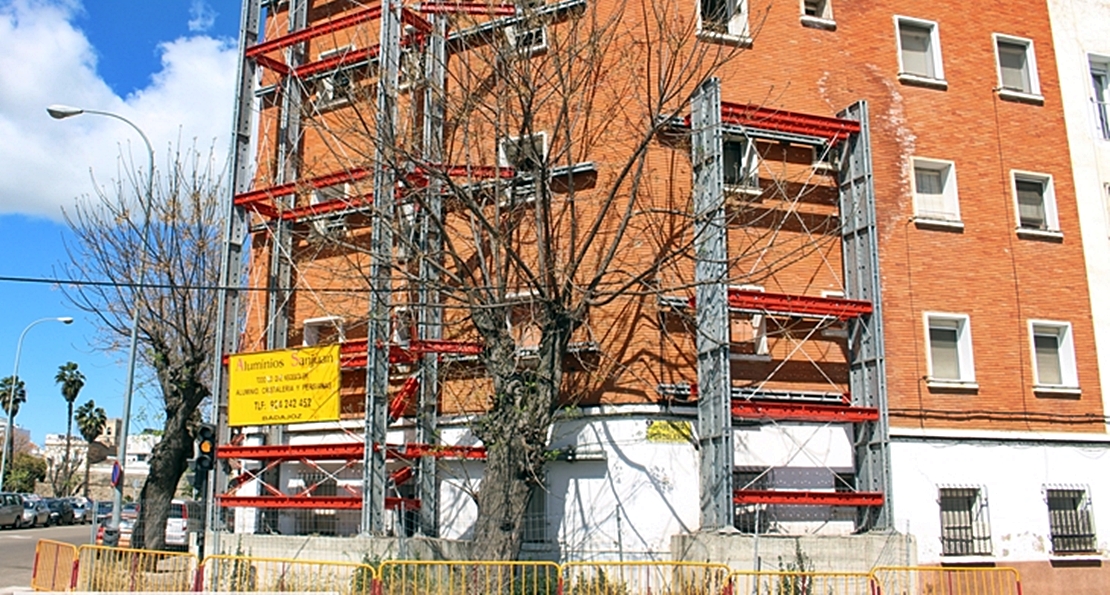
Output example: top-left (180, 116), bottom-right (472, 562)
top-left (0, 0), bottom-right (240, 446)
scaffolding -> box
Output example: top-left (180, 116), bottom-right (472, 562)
top-left (209, 0), bottom-right (892, 546)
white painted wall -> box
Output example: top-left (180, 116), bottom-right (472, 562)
top-left (891, 431), bottom-right (1110, 563)
top-left (1047, 0), bottom-right (1110, 422)
top-left (438, 412), bottom-right (859, 557)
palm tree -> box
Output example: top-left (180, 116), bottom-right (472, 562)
top-left (54, 362), bottom-right (85, 496)
top-left (0, 377), bottom-right (26, 475)
top-left (75, 400), bottom-right (107, 499)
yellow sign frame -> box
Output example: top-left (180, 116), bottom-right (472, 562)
top-left (228, 344), bottom-right (341, 426)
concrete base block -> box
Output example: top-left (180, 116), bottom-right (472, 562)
top-left (671, 530), bottom-right (917, 572)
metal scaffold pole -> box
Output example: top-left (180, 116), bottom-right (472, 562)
top-left (208, 0), bottom-right (262, 557)
top-left (838, 100), bottom-right (893, 531)
top-left (362, 0), bottom-right (402, 535)
top-left (691, 78), bottom-right (734, 531)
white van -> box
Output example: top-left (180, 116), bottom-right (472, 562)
top-left (164, 499), bottom-right (203, 550)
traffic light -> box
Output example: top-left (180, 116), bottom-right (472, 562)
top-left (195, 423), bottom-right (217, 473)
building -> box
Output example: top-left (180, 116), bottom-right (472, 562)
top-left (210, 0), bottom-right (1109, 584)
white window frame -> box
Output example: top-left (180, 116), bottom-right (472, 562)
top-left (504, 24), bottom-right (549, 57)
top-left (895, 16), bottom-right (946, 88)
top-left (799, 0), bottom-right (835, 30)
top-left (1089, 56), bottom-right (1110, 141)
top-left (723, 136), bottom-right (761, 196)
top-left (729, 284), bottom-right (769, 361)
top-left (303, 315), bottom-right (345, 346)
top-left (1011, 170), bottom-right (1060, 238)
top-left (994, 34), bottom-right (1042, 102)
top-left (697, 0), bottom-right (751, 46)
top-left (499, 131), bottom-right (548, 171)
top-left (911, 157), bottom-right (961, 227)
top-left (309, 182), bottom-right (351, 235)
top-left (314, 45), bottom-right (356, 110)
top-left (1028, 320), bottom-right (1080, 394)
top-left (924, 312), bottom-right (977, 389)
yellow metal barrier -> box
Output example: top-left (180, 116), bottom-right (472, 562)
top-left (74, 544), bottom-right (198, 592)
top-left (562, 561), bottom-right (732, 595)
top-left (201, 554), bottom-right (377, 595)
top-left (729, 570), bottom-right (874, 595)
top-left (379, 560), bottom-right (561, 595)
top-left (31, 539), bottom-right (79, 591)
top-left (870, 566), bottom-right (1022, 595)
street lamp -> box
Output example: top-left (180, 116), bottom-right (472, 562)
top-left (0, 317), bottom-right (74, 489)
top-left (48, 104), bottom-right (153, 542)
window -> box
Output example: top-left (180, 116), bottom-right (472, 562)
top-left (303, 316), bottom-right (344, 346)
top-left (392, 308), bottom-right (415, 346)
top-left (925, 313), bottom-right (975, 387)
top-left (698, 0), bottom-right (749, 42)
top-left (912, 158), bottom-right (960, 225)
top-left (1045, 487), bottom-right (1097, 554)
top-left (1091, 57), bottom-right (1110, 140)
top-left (522, 481), bottom-right (548, 544)
top-left (994, 34), bottom-right (1041, 99)
top-left (505, 24), bottom-right (548, 57)
top-left (800, 0), bottom-right (834, 29)
top-left (723, 138), bottom-right (761, 195)
top-left (309, 183), bottom-right (350, 235)
top-left (1029, 321), bottom-right (1079, 392)
top-left (499, 132), bottom-right (547, 172)
top-left (314, 45), bottom-right (356, 109)
top-left (1011, 171), bottom-right (1059, 236)
top-left (896, 17), bottom-right (945, 85)
top-left (939, 487), bottom-right (993, 556)
top-left (730, 285), bottom-right (768, 360)
top-left (802, 0), bottom-right (830, 18)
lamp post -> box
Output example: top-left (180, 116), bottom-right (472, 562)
top-left (0, 317), bottom-right (73, 489)
top-left (48, 105), bottom-right (153, 542)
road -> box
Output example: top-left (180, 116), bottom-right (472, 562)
top-left (0, 523), bottom-right (94, 592)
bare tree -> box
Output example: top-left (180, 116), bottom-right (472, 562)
top-left (61, 145), bottom-right (223, 550)
top-left (257, 0), bottom-right (769, 559)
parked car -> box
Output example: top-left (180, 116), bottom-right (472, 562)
top-left (21, 496), bottom-right (49, 527)
top-left (164, 499), bottom-right (203, 550)
top-left (45, 498), bottom-right (75, 526)
top-left (0, 493), bottom-right (23, 528)
top-left (67, 498), bottom-right (90, 524)
top-left (94, 500), bottom-right (113, 525)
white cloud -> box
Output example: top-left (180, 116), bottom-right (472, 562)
top-left (0, 0), bottom-right (237, 220)
top-left (188, 0), bottom-right (216, 33)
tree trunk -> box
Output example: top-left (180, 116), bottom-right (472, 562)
top-left (131, 409), bottom-right (192, 551)
top-left (470, 320), bottom-right (569, 560)
top-left (59, 402), bottom-right (74, 497)
top-left (84, 443), bottom-right (92, 499)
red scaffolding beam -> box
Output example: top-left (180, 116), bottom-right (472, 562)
top-left (245, 5), bottom-right (383, 59)
top-left (687, 288), bottom-right (872, 321)
top-left (219, 495), bottom-right (420, 510)
top-left (339, 338), bottom-right (484, 368)
top-left (731, 400), bottom-right (878, 423)
top-left (718, 103), bottom-right (861, 144)
top-left (733, 490), bottom-right (884, 507)
top-left (216, 442), bottom-right (488, 461)
top-left (416, 1), bottom-right (517, 15)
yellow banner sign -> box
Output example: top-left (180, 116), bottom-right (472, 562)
top-left (228, 344), bottom-right (341, 427)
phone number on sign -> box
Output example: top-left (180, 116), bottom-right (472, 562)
top-left (254, 397), bottom-right (312, 411)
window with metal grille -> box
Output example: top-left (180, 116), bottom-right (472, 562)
top-left (522, 481), bottom-right (548, 543)
top-left (1046, 488), bottom-right (1097, 554)
top-left (939, 487), bottom-right (992, 556)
